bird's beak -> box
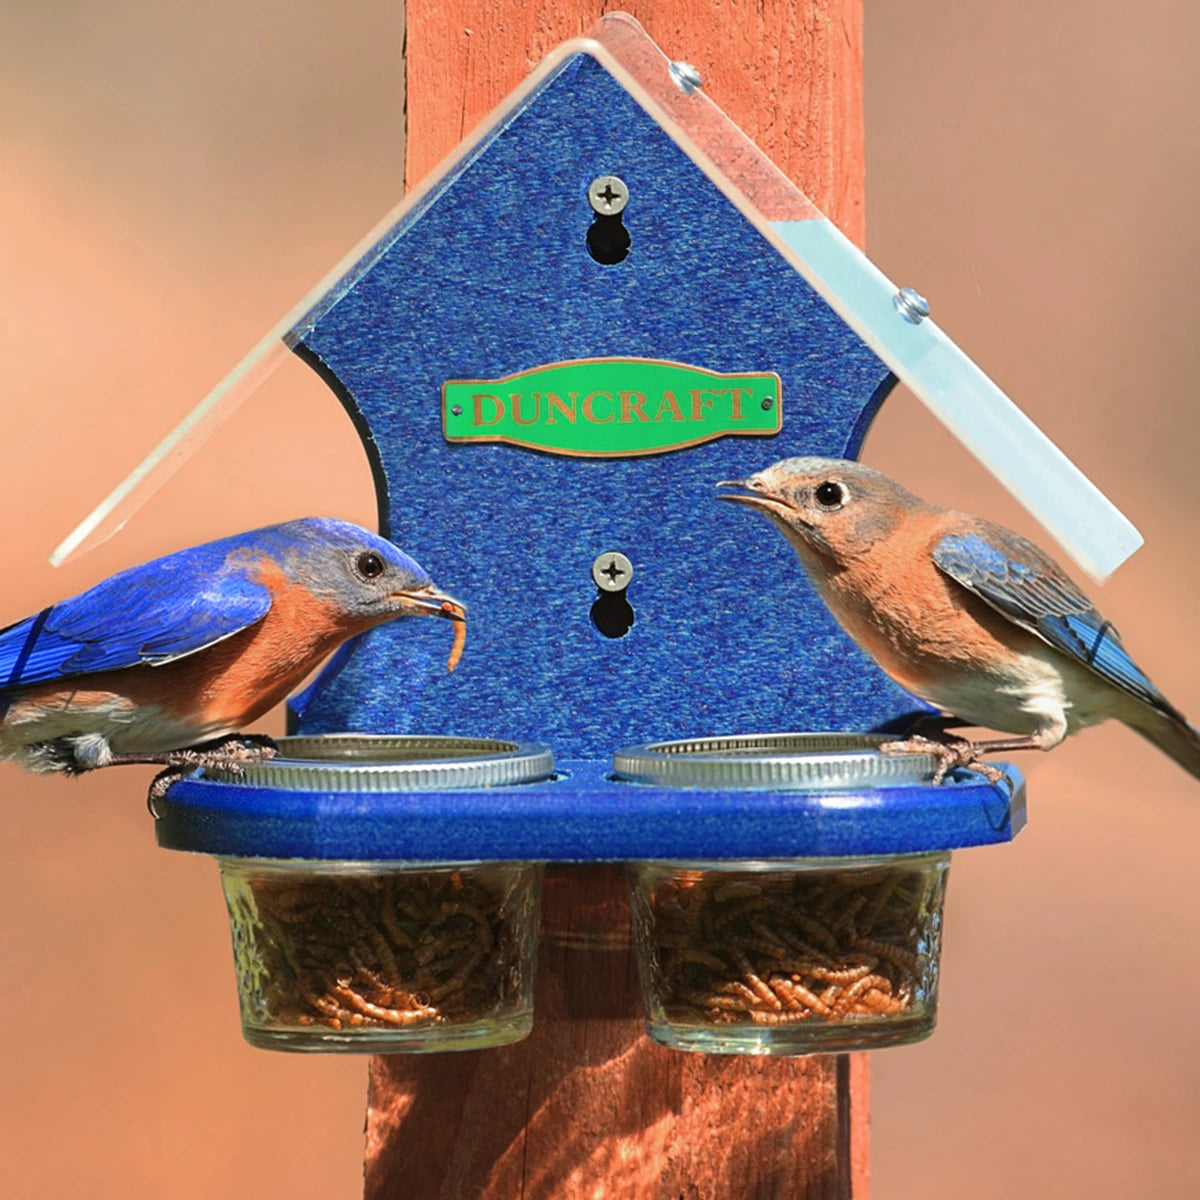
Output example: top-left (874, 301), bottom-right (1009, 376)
top-left (390, 584), bottom-right (468, 621)
top-left (716, 478), bottom-right (804, 524)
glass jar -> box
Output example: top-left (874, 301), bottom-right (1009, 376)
top-left (629, 853), bottom-right (948, 1055)
top-left (203, 734), bottom-right (553, 1053)
top-left (221, 857), bottom-right (542, 1053)
top-left (615, 733), bottom-right (951, 1054)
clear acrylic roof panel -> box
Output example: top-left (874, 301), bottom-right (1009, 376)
top-left (53, 12), bottom-right (1139, 581)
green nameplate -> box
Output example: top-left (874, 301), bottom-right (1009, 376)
top-left (442, 358), bottom-right (781, 457)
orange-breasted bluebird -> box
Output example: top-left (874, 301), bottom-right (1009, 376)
top-left (0, 518), bottom-right (463, 794)
top-left (719, 457), bottom-right (1200, 783)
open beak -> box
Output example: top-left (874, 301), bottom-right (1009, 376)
top-left (392, 584), bottom-right (468, 674)
top-left (716, 478), bottom-right (803, 523)
top-left (391, 584), bottom-right (468, 620)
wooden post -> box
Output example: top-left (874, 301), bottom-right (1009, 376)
top-left (366, 868), bottom-right (869, 1199)
top-left (404, 3), bottom-right (865, 246)
top-left (367, 4), bottom-right (869, 1196)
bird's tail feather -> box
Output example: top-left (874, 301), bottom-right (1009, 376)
top-left (1122, 704), bottom-right (1200, 781)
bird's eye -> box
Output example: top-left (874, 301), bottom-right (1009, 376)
top-left (814, 481), bottom-right (845, 509)
top-left (356, 552), bottom-right (385, 579)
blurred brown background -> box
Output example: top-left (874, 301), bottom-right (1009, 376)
top-left (1, 1), bottom-right (1197, 1196)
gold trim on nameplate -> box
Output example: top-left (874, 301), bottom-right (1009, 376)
top-left (442, 356), bottom-right (782, 458)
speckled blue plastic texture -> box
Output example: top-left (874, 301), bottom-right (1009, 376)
top-left (157, 44), bottom-right (1023, 861)
top-left (158, 761), bottom-right (1025, 861)
top-left (284, 51), bottom-right (911, 754)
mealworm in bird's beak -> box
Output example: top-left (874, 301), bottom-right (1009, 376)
top-left (442, 602), bottom-right (467, 672)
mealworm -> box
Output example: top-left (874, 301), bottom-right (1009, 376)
top-left (436, 900), bottom-right (495, 950)
top-left (713, 881), bottom-right (763, 902)
top-left (783, 957), bottom-right (877, 985)
top-left (858, 988), bottom-right (906, 1015)
top-left (645, 862), bottom-right (938, 1032)
top-left (857, 873), bottom-right (903, 935)
top-left (713, 980), bottom-right (762, 1005)
top-left (749, 1010), bottom-right (816, 1025)
top-left (731, 949), bottom-right (783, 1011)
top-left (730, 934), bottom-right (789, 960)
top-left (746, 918), bottom-right (792, 950)
top-left (831, 892), bottom-right (868, 935)
top-left (244, 869), bottom-right (524, 1033)
top-left (442, 602), bottom-right (467, 671)
top-left (332, 984), bottom-right (439, 1026)
top-left (670, 947), bottom-right (728, 971)
top-left (771, 978), bottom-right (832, 1016)
top-left (831, 973), bottom-right (893, 1018)
top-left (779, 911), bottom-right (840, 955)
top-left (681, 990), bottom-right (753, 1013)
top-left (853, 937), bottom-right (920, 974)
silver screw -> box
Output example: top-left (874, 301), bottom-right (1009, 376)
top-left (587, 175), bottom-right (629, 216)
top-left (893, 286), bottom-right (930, 324)
top-left (592, 551), bottom-right (634, 592)
top-left (669, 61), bottom-right (703, 94)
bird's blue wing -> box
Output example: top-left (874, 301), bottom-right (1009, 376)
top-left (0, 541), bottom-right (271, 691)
top-left (932, 524), bottom-right (1174, 715)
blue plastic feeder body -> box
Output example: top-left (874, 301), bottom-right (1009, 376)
top-left (156, 43), bottom-right (1029, 864)
top-left (281, 51), bottom-right (916, 756)
top-left (156, 762), bottom-right (1025, 861)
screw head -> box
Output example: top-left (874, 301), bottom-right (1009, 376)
top-left (588, 175), bottom-right (629, 216)
top-left (669, 60), bottom-right (703, 94)
top-left (893, 286), bottom-right (930, 325)
top-left (591, 551), bottom-right (633, 593)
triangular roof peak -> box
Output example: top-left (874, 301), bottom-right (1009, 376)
top-left (56, 13), bottom-right (1137, 581)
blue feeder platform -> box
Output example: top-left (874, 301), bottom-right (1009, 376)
top-left (154, 18), bottom-right (1030, 866)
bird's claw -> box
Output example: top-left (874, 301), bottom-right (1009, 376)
top-left (147, 765), bottom-right (189, 817)
top-left (879, 734), bottom-right (1009, 788)
top-left (195, 733), bottom-right (280, 764)
top-left (145, 735), bottom-right (279, 816)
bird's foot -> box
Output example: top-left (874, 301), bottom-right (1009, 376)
top-left (879, 733), bottom-right (1008, 787)
top-left (147, 764), bottom-right (194, 816)
top-left (137, 735), bottom-right (279, 815)
top-left (187, 733), bottom-right (280, 765)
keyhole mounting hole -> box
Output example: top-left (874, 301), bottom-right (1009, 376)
top-left (587, 214), bottom-right (631, 265)
top-left (591, 590), bottom-right (635, 638)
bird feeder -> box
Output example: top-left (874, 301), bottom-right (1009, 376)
top-left (109, 14), bottom-right (1144, 1054)
top-left (618, 735), bottom-right (954, 1053)
top-left (213, 735), bottom-right (551, 1052)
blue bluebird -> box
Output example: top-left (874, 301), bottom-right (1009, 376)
top-left (0, 518), bottom-right (464, 788)
top-left (719, 457), bottom-right (1200, 783)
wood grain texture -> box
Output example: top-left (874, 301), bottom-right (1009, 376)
top-left (366, 867), bottom-right (867, 1199)
top-left (405, 1), bottom-right (866, 245)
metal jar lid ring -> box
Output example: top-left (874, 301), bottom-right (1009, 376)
top-left (612, 732), bottom-right (938, 790)
top-left (204, 734), bottom-right (555, 792)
